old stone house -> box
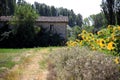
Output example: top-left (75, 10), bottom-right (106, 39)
top-left (0, 16), bottom-right (68, 40)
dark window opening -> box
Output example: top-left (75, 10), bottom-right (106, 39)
top-left (50, 24), bottom-right (54, 31)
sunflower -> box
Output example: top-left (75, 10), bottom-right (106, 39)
top-left (78, 34), bottom-right (81, 37)
top-left (118, 26), bottom-right (120, 30)
top-left (79, 41), bottom-right (82, 45)
top-left (114, 57), bottom-right (119, 64)
top-left (113, 27), bottom-right (117, 32)
top-left (81, 35), bottom-right (85, 40)
top-left (89, 33), bottom-right (94, 37)
top-left (82, 30), bottom-right (87, 34)
top-left (97, 39), bottom-right (106, 48)
top-left (107, 25), bottom-right (112, 29)
top-left (97, 31), bottom-right (103, 35)
top-left (107, 41), bottom-right (115, 50)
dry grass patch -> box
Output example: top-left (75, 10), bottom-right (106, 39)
top-left (48, 47), bottom-right (120, 80)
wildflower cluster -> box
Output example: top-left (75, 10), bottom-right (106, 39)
top-left (114, 57), bottom-right (120, 64)
top-left (67, 25), bottom-right (120, 56)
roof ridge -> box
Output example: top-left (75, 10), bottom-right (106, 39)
top-left (0, 16), bottom-right (68, 22)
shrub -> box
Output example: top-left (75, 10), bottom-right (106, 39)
top-left (67, 25), bottom-right (120, 56)
top-left (48, 47), bottom-right (120, 80)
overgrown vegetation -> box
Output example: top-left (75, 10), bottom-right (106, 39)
top-left (67, 25), bottom-right (120, 56)
top-left (48, 47), bottom-right (120, 80)
top-left (34, 27), bottom-right (65, 47)
top-left (10, 3), bottom-right (38, 48)
top-left (0, 1), bottom-right (65, 48)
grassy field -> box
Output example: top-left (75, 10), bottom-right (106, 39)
top-left (0, 47), bottom-right (119, 80)
top-left (0, 48), bottom-right (28, 74)
top-left (0, 47), bottom-right (59, 75)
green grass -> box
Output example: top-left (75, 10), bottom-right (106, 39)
top-left (0, 47), bottom-right (60, 74)
top-left (0, 48), bottom-right (29, 74)
top-left (0, 48), bottom-right (25, 53)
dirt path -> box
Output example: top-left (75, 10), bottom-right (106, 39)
top-left (20, 49), bottom-right (49, 80)
top-left (5, 48), bottom-right (51, 80)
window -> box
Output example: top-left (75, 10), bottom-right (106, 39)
top-left (50, 24), bottom-right (54, 32)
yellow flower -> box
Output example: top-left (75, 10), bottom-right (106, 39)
top-left (85, 37), bottom-right (89, 41)
top-left (113, 27), bottom-right (117, 32)
top-left (97, 39), bottom-right (106, 48)
top-left (117, 26), bottom-right (120, 30)
top-left (108, 25), bottom-right (112, 28)
top-left (89, 33), bottom-right (93, 37)
top-left (78, 34), bottom-right (81, 37)
top-left (107, 42), bottom-right (115, 50)
top-left (76, 39), bottom-right (80, 42)
top-left (114, 57), bottom-right (119, 64)
top-left (81, 35), bottom-right (85, 40)
top-left (96, 39), bottom-right (100, 44)
top-left (99, 43), bottom-right (105, 48)
top-left (82, 30), bottom-right (87, 34)
top-left (97, 31), bottom-right (102, 35)
top-left (79, 41), bottom-right (82, 45)
top-left (91, 45), bottom-right (96, 51)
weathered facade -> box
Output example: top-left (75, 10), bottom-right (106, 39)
top-left (36, 16), bottom-right (68, 40)
top-left (0, 16), bottom-right (68, 40)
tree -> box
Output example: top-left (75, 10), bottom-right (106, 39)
top-left (101, 0), bottom-right (120, 25)
top-left (68, 26), bottom-right (82, 40)
top-left (82, 13), bottom-right (107, 33)
top-left (51, 6), bottom-right (57, 16)
top-left (83, 18), bottom-right (91, 27)
top-left (33, 2), bottom-right (83, 27)
top-left (89, 13), bottom-right (107, 28)
top-left (8, 0), bottom-right (16, 15)
top-left (76, 14), bottom-right (83, 27)
top-left (101, 0), bottom-right (115, 25)
top-left (114, 0), bottom-right (120, 25)
top-left (0, 0), bottom-right (16, 16)
top-left (11, 3), bottom-right (38, 47)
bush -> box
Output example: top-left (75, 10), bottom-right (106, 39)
top-left (67, 25), bottom-right (120, 56)
top-left (35, 27), bottom-right (65, 47)
top-left (48, 47), bottom-right (120, 80)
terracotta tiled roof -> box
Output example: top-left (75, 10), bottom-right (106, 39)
top-left (0, 16), bottom-right (68, 22)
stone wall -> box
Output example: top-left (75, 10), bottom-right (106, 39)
top-left (35, 22), bottom-right (67, 40)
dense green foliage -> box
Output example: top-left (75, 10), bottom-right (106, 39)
top-left (34, 27), bottom-right (65, 47)
top-left (0, 2), bottom-right (39, 48)
top-left (101, 0), bottom-right (120, 25)
top-left (67, 26), bottom-right (82, 40)
top-left (10, 3), bottom-right (38, 47)
top-left (82, 13), bottom-right (107, 33)
top-left (0, 0), bottom-right (16, 16)
top-left (0, 0), bottom-right (83, 48)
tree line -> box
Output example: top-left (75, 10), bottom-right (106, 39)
top-left (32, 2), bottom-right (83, 27)
top-left (0, 0), bottom-right (120, 48)
top-left (0, 0), bottom-right (83, 27)
top-left (82, 0), bottom-right (120, 33)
